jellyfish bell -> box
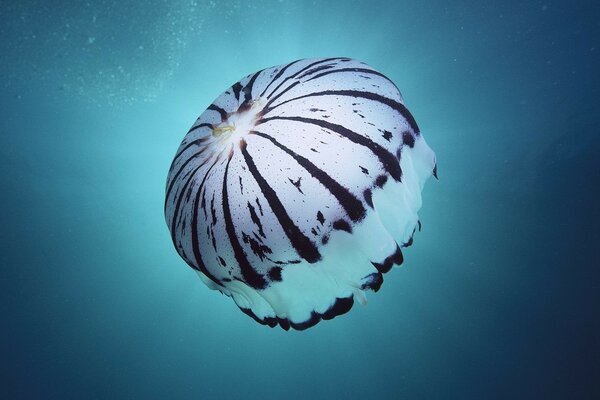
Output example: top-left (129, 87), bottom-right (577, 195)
top-left (165, 57), bottom-right (437, 330)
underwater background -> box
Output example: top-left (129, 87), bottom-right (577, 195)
top-left (1, 1), bottom-right (598, 398)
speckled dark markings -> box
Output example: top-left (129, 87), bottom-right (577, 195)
top-left (375, 175), bottom-right (388, 188)
top-left (218, 256), bottom-right (227, 267)
top-left (207, 103), bottom-right (228, 120)
top-left (359, 165), bottom-right (369, 175)
top-left (189, 157), bottom-right (223, 286)
top-left (268, 266), bottom-right (282, 282)
top-left (267, 258), bottom-right (301, 266)
top-left (382, 130), bottom-right (393, 141)
top-left (247, 201), bottom-right (265, 238)
top-left (332, 219), bottom-right (352, 233)
top-left (402, 130), bottom-right (415, 147)
top-left (251, 130), bottom-right (366, 222)
top-left (241, 232), bottom-right (272, 261)
top-left (316, 211), bottom-right (325, 224)
top-left (288, 176), bottom-right (304, 194)
top-left (240, 138), bottom-right (321, 264)
top-left (222, 151), bottom-right (268, 289)
top-left (255, 197), bottom-right (263, 215)
top-left (257, 116), bottom-right (402, 182)
top-left (264, 89), bottom-right (420, 135)
top-left (238, 176), bottom-right (244, 194)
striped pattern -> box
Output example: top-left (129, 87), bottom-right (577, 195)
top-left (165, 57), bottom-right (436, 330)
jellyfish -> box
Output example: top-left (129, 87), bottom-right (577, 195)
top-left (165, 57), bottom-right (437, 330)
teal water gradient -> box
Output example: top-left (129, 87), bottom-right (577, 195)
top-left (1, 1), bottom-right (598, 399)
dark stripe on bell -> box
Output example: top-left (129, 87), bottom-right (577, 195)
top-left (260, 59), bottom-right (304, 98)
top-left (264, 80), bottom-right (300, 111)
top-left (257, 116), bottom-right (402, 182)
top-left (251, 130), bottom-right (366, 222)
top-left (264, 89), bottom-right (420, 135)
top-left (222, 151), bottom-right (267, 289)
top-left (264, 57), bottom-right (344, 104)
top-left (297, 63), bottom-right (336, 79)
top-left (172, 134), bottom-right (210, 162)
top-left (241, 70), bottom-right (262, 106)
top-left (240, 139), bottom-right (321, 263)
top-left (189, 157), bottom-right (223, 286)
top-left (207, 103), bottom-right (228, 120)
top-left (187, 122), bottom-right (213, 135)
top-left (170, 156), bottom-right (216, 245)
top-left (231, 82), bottom-right (242, 100)
top-left (305, 67), bottom-right (395, 88)
top-left (165, 146), bottom-right (210, 213)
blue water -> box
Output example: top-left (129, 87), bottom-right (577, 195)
top-left (1, 1), bottom-right (598, 398)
